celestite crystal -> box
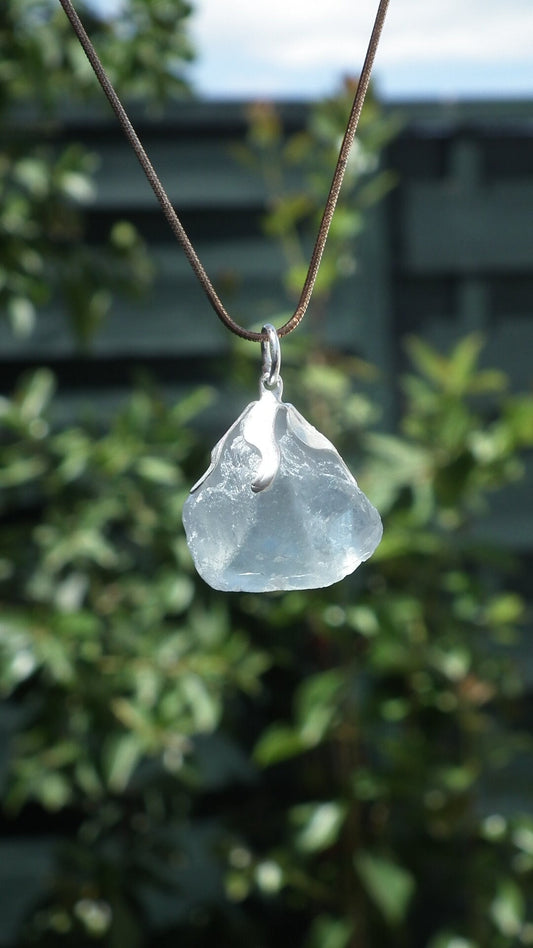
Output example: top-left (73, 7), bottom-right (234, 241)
top-left (182, 382), bottom-right (383, 593)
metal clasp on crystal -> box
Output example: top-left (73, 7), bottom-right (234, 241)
top-left (261, 323), bottom-right (281, 389)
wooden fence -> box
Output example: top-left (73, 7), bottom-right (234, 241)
top-left (2, 98), bottom-right (532, 548)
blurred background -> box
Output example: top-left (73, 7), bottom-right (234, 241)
top-left (1, 2), bottom-right (532, 947)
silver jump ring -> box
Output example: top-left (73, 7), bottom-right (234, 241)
top-left (261, 323), bottom-right (281, 387)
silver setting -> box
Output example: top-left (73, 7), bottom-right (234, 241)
top-left (261, 323), bottom-right (281, 389)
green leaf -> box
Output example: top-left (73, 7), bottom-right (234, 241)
top-left (448, 333), bottom-right (485, 390)
top-left (295, 669), bottom-right (343, 745)
top-left (39, 772), bottom-right (71, 810)
top-left (505, 395), bottom-right (533, 445)
top-left (13, 157), bottom-right (50, 197)
top-left (17, 369), bottom-right (55, 421)
top-left (0, 456), bottom-right (47, 488)
top-left (437, 765), bottom-right (477, 793)
top-left (490, 879), bottom-right (525, 937)
top-left (136, 456), bottom-right (180, 485)
top-left (254, 860), bottom-right (283, 894)
top-left (305, 915), bottom-right (353, 948)
top-left (59, 169), bottom-right (95, 203)
top-left (512, 818), bottom-right (533, 855)
top-left (485, 593), bottom-right (525, 626)
top-left (104, 733), bottom-right (142, 792)
top-left (74, 898), bottom-right (112, 937)
top-left (469, 369), bottom-right (507, 394)
top-left (355, 851), bottom-right (415, 926)
top-left (290, 801), bottom-right (347, 853)
top-left (254, 724), bottom-right (309, 767)
top-left (405, 336), bottom-right (450, 387)
top-left (427, 935), bottom-right (478, 948)
top-left (180, 675), bottom-right (219, 732)
top-left (7, 297), bottom-right (35, 338)
top-left (0, 619), bottom-right (38, 692)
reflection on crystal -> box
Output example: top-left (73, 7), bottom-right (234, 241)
top-left (182, 388), bottom-right (383, 593)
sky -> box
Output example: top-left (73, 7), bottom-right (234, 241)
top-left (186, 0), bottom-right (533, 101)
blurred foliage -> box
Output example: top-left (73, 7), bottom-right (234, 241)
top-left (1, 0), bottom-right (193, 346)
top-left (1, 8), bottom-right (533, 948)
top-left (243, 333), bottom-right (533, 948)
top-left (1, 336), bottom-right (533, 948)
top-left (0, 373), bottom-right (269, 945)
top-left (237, 80), bottom-right (400, 319)
top-left (0, 0), bottom-right (193, 109)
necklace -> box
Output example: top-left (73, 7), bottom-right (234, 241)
top-left (58, 0), bottom-right (388, 592)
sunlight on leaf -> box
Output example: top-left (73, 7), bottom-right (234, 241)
top-left (290, 802), bottom-right (347, 854)
top-left (355, 851), bottom-right (415, 926)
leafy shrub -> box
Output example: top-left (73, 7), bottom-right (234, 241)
top-left (1, 6), bottom-right (533, 947)
top-left (1, 334), bottom-right (533, 947)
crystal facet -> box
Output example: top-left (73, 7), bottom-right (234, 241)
top-left (182, 382), bottom-right (383, 593)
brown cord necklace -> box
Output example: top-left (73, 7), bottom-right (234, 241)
top-left (59, 0), bottom-right (389, 592)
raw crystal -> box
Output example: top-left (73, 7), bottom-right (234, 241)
top-left (182, 386), bottom-right (383, 593)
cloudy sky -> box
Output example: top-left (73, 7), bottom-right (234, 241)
top-left (187, 0), bottom-right (533, 100)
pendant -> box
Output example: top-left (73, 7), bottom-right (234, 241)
top-left (182, 325), bottom-right (382, 593)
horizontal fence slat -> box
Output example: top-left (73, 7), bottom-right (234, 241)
top-left (0, 218), bottom-right (386, 360)
top-left (403, 180), bottom-right (533, 273)
top-left (92, 141), bottom-right (288, 210)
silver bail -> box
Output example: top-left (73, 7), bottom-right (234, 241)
top-left (261, 323), bottom-right (281, 388)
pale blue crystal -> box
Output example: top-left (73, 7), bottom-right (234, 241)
top-left (182, 386), bottom-right (383, 593)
